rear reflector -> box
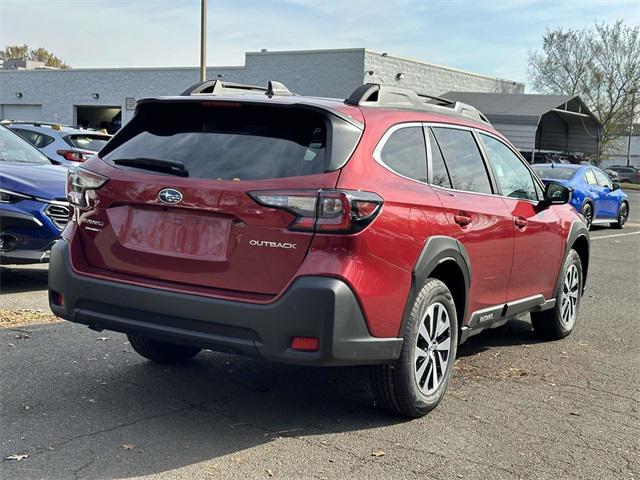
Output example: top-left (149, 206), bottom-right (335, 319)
top-left (291, 337), bottom-right (319, 352)
top-left (51, 291), bottom-right (64, 306)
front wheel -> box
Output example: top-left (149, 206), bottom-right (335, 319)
top-left (611, 201), bottom-right (629, 229)
top-left (370, 279), bottom-right (458, 418)
top-left (531, 249), bottom-right (582, 340)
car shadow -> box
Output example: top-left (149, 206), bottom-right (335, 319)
top-left (457, 318), bottom-right (542, 358)
top-left (0, 265), bottom-right (49, 294)
top-left (1, 324), bottom-right (407, 479)
top-left (2, 317), bottom-right (541, 479)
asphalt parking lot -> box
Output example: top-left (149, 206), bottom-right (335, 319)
top-left (1, 224), bottom-right (639, 479)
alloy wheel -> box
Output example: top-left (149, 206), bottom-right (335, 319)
top-left (582, 204), bottom-right (592, 228)
top-left (414, 302), bottom-right (452, 395)
top-left (560, 264), bottom-right (580, 328)
top-left (619, 203), bottom-right (628, 226)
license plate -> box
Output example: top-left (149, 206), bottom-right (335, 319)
top-left (110, 206), bottom-right (231, 260)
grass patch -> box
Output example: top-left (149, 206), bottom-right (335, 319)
top-left (0, 309), bottom-right (60, 329)
top-left (621, 183), bottom-right (640, 191)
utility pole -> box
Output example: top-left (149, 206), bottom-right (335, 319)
top-left (199, 0), bottom-right (207, 82)
top-left (626, 89), bottom-right (636, 167)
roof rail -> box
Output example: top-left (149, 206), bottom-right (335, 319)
top-left (180, 80), bottom-right (294, 97)
top-left (345, 83), bottom-right (491, 125)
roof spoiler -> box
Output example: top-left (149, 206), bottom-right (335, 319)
top-left (345, 83), bottom-right (491, 125)
top-left (180, 80), bottom-right (294, 97)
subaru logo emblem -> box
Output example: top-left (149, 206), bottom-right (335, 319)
top-left (158, 188), bottom-right (183, 205)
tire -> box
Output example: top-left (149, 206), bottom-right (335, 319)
top-left (580, 202), bottom-right (593, 229)
top-left (611, 201), bottom-right (629, 229)
top-left (531, 249), bottom-right (582, 340)
top-left (370, 279), bottom-right (458, 418)
top-left (127, 333), bottom-right (201, 364)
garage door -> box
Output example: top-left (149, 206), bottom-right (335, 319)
top-left (1, 104), bottom-right (44, 122)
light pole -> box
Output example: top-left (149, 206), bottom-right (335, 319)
top-left (199, 0), bottom-right (207, 82)
top-left (626, 89), bottom-right (636, 167)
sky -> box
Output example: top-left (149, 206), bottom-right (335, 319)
top-left (0, 0), bottom-right (638, 89)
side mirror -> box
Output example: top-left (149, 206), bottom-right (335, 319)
top-left (541, 182), bottom-right (571, 207)
top-left (612, 181), bottom-right (620, 190)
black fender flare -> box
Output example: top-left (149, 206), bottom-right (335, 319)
top-left (560, 220), bottom-right (590, 296)
top-left (398, 236), bottom-right (471, 336)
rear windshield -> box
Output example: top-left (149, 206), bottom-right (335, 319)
top-left (532, 166), bottom-right (577, 180)
top-left (101, 102), bottom-right (337, 181)
top-left (65, 134), bottom-right (110, 152)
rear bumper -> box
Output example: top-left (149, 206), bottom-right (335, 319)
top-left (48, 240), bottom-right (402, 366)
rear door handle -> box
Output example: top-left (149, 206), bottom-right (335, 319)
top-left (454, 214), bottom-right (472, 227)
top-left (515, 217), bottom-right (528, 229)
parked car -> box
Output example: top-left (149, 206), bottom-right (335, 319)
top-left (48, 81), bottom-right (590, 418)
top-left (607, 165), bottom-right (640, 184)
top-left (532, 163), bottom-right (629, 229)
top-left (604, 168), bottom-right (620, 182)
top-left (3, 121), bottom-right (111, 167)
top-left (0, 124), bottom-right (69, 264)
top-left (528, 152), bottom-right (570, 164)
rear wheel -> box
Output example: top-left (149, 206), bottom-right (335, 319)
top-left (580, 202), bottom-right (593, 229)
top-left (370, 279), bottom-right (458, 418)
top-left (127, 334), bottom-right (201, 364)
top-left (611, 201), bottom-right (629, 229)
top-left (531, 249), bottom-right (582, 340)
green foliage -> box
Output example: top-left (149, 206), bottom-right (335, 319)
top-left (0, 44), bottom-right (70, 69)
top-left (528, 21), bottom-right (640, 160)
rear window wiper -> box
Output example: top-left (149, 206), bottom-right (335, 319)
top-left (112, 157), bottom-right (189, 177)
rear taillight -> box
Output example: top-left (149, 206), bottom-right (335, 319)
top-left (66, 167), bottom-right (109, 208)
top-left (249, 189), bottom-right (383, 234)
top-left (57, 149), bottom-right (93, 162)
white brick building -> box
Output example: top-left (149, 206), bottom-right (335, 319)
top-left (0, 48), bottom-right (524, 129)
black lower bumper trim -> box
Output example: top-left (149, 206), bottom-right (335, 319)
top-left (48, 240), bottom-right (403, 366)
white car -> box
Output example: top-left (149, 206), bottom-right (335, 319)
top-left (3, 121), bottom-right (111, 167)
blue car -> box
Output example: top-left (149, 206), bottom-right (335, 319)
top-left (532, 163), bottom-right (629, 229)
top-left (0, 124), bottom-right (69, 264)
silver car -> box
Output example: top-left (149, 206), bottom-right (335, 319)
top-left (2, 121), bottom-right (111, 167)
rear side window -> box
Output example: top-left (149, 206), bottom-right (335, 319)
top-left (101, 102), bottom-right (360, 181)
top-left (584, 169), bottom-right (597, 185)
top-left (12, 129), bottom-right (54, 149)
top-left (427, 128), bottom-right (451, 188)
top-left (431, 127), bottom-right (492, 194)
top-left (65, 134), bottom-right (110, 152)
top-left (379, 126), bottom-right (427, 182)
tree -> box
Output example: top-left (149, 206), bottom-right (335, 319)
top-left (0, 44), bottom-right (70, 69)
top-left (528, 21), bottom-right (640, 161)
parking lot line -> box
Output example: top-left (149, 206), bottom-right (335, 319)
top-left (590, 230), bottom-right (640, 240)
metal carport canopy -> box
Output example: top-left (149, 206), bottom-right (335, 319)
top-left (442, 92), bottom-right (601, 155)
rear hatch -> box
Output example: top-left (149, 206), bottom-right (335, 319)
top-left (74, 99), bottom-right (362, 296)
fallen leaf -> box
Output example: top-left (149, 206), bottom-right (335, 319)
top-left (5, 454), bottom-right (28, 461)
top-left (122, 444), bottom-right (136, 450)
top-left (371, 450), bottom-right (385, 457)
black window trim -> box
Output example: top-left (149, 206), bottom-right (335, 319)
top-left (374, 121), bottom-right (545, 203)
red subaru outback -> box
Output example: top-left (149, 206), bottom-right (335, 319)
top-left (49, 81), bottom-right (589, 417)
